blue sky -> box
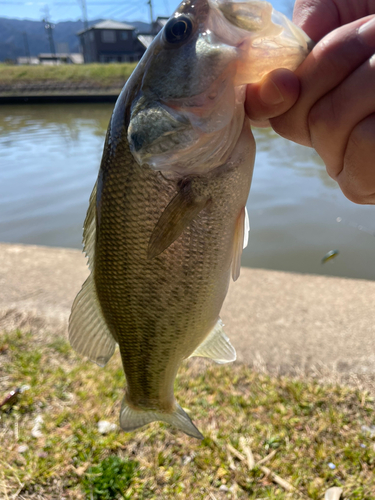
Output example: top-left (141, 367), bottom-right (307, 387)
top-left (0, 0), bottom-right (293, 24)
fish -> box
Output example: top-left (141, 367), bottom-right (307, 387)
top-left (69, 0), bottom-right (311, 439)
top-left (321, 249), bottom-right (339, 264)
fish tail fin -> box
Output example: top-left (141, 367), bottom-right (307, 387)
top-left (120, 398), bottom-right (204, 440)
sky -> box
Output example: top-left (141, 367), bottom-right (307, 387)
top-left (0, 0), bottom-right (293, 24)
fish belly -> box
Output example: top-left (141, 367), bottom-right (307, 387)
top-left (94, 120), bottom-right (254, 414)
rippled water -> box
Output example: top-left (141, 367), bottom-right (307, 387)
top-left (0, 103), bottom-right (374, 280)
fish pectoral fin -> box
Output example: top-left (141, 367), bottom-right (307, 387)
top-left (190, 319), bottom-right (236, 364)
top-left (120, 399), bottom-right (204, 440)
top-left (69, 274), bottom-right (116, 367)
top-left (232, 206), bottom-right (249, 282)
top-left (147, 181), bottom-right (211, 260)
top-left (82, 181), bottom-right (97, 270)
top-left (243, 206), bottom-right (250, 249)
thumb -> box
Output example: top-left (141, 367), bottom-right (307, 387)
top-left (245, 68), bottom-right (300, 125)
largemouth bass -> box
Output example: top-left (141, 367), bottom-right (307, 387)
top-left (69, 0), bottom-right (310, 439)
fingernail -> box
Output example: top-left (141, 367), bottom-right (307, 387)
top-left (358, 16), bottom-right (375, 45)
top-left (259, 78), bottom-right (284, 106)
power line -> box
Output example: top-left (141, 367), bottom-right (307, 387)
top-left (0, 0), bottom-right (134, 4)
top-left (96, 1), bottom-right (140, 19)
top-left (115, 5), bottom-right (145, 20)
top-left (77, 0), bottom-right (88, 28)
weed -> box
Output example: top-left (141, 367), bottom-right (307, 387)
top-left (82, 455), bottom-right (138, 500)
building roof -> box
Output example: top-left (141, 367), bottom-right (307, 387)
top-left (137, 34), bottom-right (155, 49)
top-left (77, 19), bottom-right (135, 35)
top-left (69, 53), bottom-right (84, 64)
top-left (155, 17), bottom-right (169, 27)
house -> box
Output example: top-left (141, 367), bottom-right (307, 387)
top-left (17, 53), bottom-right (83, 65)
top-left (135, 17), bottom-right (170, 51)
top-left (17, 57), bottom-right (39, 65)
top-left (152, 16), bottom-right (169, 33)
top-left (77, 20), bottom-right (146, 63)
top-left (38, 53), bottom-right (83, 65)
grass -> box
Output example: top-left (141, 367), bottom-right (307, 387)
top-left (82, 455), bottom-right (138, 500)
top-left (0, 329), bottom-right (374, 499)
top-left (0, 63), bottom-right (137, 85)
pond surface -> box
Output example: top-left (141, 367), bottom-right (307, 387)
top-left (1, 103), bottom-right (374, 280)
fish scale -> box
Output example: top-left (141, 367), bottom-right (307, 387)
top-left (69, 0), bottom-right (310, 438)
top-left (95, 112), bottom-right (252, 413)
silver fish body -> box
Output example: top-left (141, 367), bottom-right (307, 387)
top-left (69, 0), bottom-right (310, 438)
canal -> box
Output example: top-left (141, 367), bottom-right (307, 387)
top-left (1, 103), bottom-right (374, 280)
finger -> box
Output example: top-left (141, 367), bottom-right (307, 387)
top-left (293, 0), bottom-right (341, 42)
top-left (308, 52), bottom-right (375, 178)
top-left (293, 0), bottom-right (371, 42)
top-left (245, 68), bottom-right (299, 123)
top-left (337, 114), bottom-right (375, 204)
top-left (270, 16), bottom-right (375, 147)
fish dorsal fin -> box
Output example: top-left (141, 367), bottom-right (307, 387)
top-left (83, 182), bottom-right (97, 270)
top-left (190, 319), bottom-right (236, 364)
top-left (232, 206), bottom-right (249, 282)
top-left (148, 181), bottom-right (211, 260)
top-left (69, 274), bottom-right (116, 367)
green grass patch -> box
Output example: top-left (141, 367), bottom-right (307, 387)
top-left (82, 455), bottom-right (138, 500)
top-left (0, 63), bottom-right (137, 84)
top-left (0, 330), bottom-right (374, 499)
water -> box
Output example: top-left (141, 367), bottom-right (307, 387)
top-left (0, 103), bottom-right (374, 280)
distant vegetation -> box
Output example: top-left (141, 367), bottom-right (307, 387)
top-left (0, 17), bottom-right (151, 62)
top-left (0, 62), bottom-right (137, 85)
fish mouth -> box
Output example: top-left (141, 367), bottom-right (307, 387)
top-left (128, 67), bottom-right (237, 170)
top-left (128, 0), bottom-right (312, 173)
top-left (128, 98), bottom-right (198, 168)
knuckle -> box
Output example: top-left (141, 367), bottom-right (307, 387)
top-left (271, 108), bottom-right (311, 146)
top-left (307, 102), bottom-right (323, 130)
top-left (339, 184), bottom-right (369, 204)
top-left (317, 28), bottom-right (367, 75)
top-left (308, 92), bottom-right (339, 134)
top-left (338, 128), bottom-right (375, 205)
top-left (347, 117), bottom-right (375, 150)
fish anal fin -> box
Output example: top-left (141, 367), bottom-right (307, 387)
top-left (120, 399), bottom-right (203, 440)
top-left (69, 274), bottom-right (116, 367)
top-left (232, 206), bottom-right (248, 282)
top-left (147, 181), bottom-right (210, 260)
top-left (190, 319), bottom-right (236, 364)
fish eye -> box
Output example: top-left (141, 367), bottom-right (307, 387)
top-left (164, 16), bottom-right (193, 44)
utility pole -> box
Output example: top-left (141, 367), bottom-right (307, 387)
top-left (42, 7), bottom-right (56, 56)
top-left (44, 20), bottom-right (56, 56)
top-left (79, 0), bottom-right (89, 30)
top-left (147, 0), bottom-right (154, 32)
top-left (22, 32), bottom-right (30, 62)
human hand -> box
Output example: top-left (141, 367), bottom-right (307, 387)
top-left (245, 0), bottom-right (375, 204)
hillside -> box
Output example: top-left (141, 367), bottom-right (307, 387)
top-left (0, 18), bottom-right (151, 62)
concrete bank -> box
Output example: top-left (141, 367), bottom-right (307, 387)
top-left (0, 81), bottom-right (122, 104)
top-left (1, 243), bottom-right (374, 390)
top-left (0, 94), bottom-right (119, 104)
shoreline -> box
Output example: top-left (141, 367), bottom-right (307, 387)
top-left (0, 93), bottom-right (119, 104)
top-left (0, 62), bottom-right (135, 103)
top-left (1, 242), bottom-right (374, 392)
top-left (0, 81), bottom-right (122, 103)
